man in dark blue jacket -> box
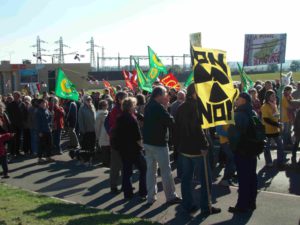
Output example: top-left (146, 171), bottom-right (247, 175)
top-left (143, 86), bottom-right (181, 205)
top-left (36, 99), bottom-right (53, 163)
top-left (229, 92), bottom-right (258, 213)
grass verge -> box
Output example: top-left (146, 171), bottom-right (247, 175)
top-left (0, 183), bottom-right (159, 225)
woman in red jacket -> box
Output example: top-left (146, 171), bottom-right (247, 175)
top-left (0, 127), bottom-right (14, 178)
top-left (52, 97), bottom-right (65, 155)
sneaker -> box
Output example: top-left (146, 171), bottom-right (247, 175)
top-left (2, 175), bottom-right (10, 179)
top-left (201, 207), bottom-right (222, 215)
top-left (218, 179), bottom-right (230, 186)
top-left (167, 196), bottom-right (182, 205)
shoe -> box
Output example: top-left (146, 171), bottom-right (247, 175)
top-left (37, 158), bottom-right (46, 164)
top-left (228, 206), bottom-right (248, 213)
top-left (110, 188), bottom-right (121, 194)
top-left (139, 195), bottom-right (147, 201)
top-left (218, 179), bottom-right (230, 186)
top-left (2, 175), bottom-right (10, 179)
top-left (201, 207), bottom-right (221, 215)
top-left (124, 194), bottom-right (134, 201)
top-left (167, 196), bottom-right (182, 205)
top-left (46, 157), bottom-right (55, 162)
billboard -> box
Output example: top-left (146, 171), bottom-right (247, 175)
top-left (243, 33), bottom-right (287, 66)
top-left (20, 69), bottom-right (38, 84)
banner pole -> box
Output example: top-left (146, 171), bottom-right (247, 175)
top-left (279, 63), bottom-right (283, 127)
top-left (203, 155), bottom-right (212, 214)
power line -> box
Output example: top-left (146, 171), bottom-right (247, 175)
top-left (31, 36), bottom-right (47, 64)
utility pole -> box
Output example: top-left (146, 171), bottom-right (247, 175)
top-left (55, 37), bottom-right (70, 64)
top-left (87, 37), bottom-right (99, 69)
top-left (31, 36), bottom-right (47, 64)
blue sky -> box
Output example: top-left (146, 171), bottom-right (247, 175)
top-left (0, 0), bottom-right (299, 64)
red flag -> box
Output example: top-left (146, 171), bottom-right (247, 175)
top-left (160, 73), bottom-right (180, 91)
top-left (102, 79), bottom-right (116, 99)
top-left (129, 70), bottom-right (138, 88)
top-left (122, 70), bottom-right (134, 90)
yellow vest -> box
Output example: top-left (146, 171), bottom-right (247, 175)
top-left (281, 96), bottom-right (290, 123)
top-left (261, 103), bottom-right (280, 134)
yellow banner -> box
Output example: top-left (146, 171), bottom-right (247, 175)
top-left (192, 47), bottom-right (239, 129)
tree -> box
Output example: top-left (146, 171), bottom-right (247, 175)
top-left (268, 64), bottom-right (279, 72)
top-left (290, 60), bottom-right (300, 72)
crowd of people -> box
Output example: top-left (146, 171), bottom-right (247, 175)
top-left (0, 78), bottom-right (299, 215)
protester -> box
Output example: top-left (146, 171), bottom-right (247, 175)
top-left (175, 84), bottom-right (221, 215)
top-left (95, 100), bottom-right (110, 167)
top-left (249, 88), bottom-right (262, 117)
top-left (292, 107), bottom-right (300, 165)
top-left (65, 100), bottom-right (80, 149)
top-left (292, 82), bottom-right (300, 100)
top-left (258, 80), bottom-right (273, 104)
top-left (36, 99), bottom-right (53, 163)
top-left (281, 85), bottom-right (294, 149)
top-left (261, 90), bottom-right (285, 168)
top-left (108, 91), bottom-right (128, 193)
top-left (170, 91), bottom-right (185, 117)
top-left (143, 86), bottom-right (181, 205)
top-left (0, 129), bottom-right (15, 178)
top-left (228, 92), bottom-right (258, 213)
top-left (113, 97), bottom-right (147, 200)
top-left (78, 95), bottom-right (96, 153)
top-left (23, 96), bottom-right (32, 155)
top-left (169, 88), bottom-right (177, 104)
top-left (136, 94), bottom-right (146, 115)
top-left (28, 99), bottom-right (39, 156)
top-left (52, 97), bottom-right (65, 155)
top-left (6, 91), bottom-right (26, 157)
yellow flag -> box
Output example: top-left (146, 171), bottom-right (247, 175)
top-left (192, 47), bottom-right (239, 129)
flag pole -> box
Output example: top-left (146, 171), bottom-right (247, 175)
top-left (203, 155), bottom-right (212, 214)
top-left (279, 63), bottom-right (283, 126)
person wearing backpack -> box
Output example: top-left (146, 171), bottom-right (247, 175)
top-left (228, 92), bottom-right (258, 213)
top-left (261, 90), bottom-right (286, 169)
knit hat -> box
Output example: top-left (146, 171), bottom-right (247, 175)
top-left (239, 92), bottom-right (251, 103)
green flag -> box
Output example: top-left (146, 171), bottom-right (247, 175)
top-left (55, 68), bottom-right (79, 101)
top-left (184, 71), bottom-right (194, 88)
top-left (133, 58), bottom-right (153, 93)
top-left (237, 63), bottom-right (254, 92)
top-left (147, 46), bottom-right (168, 83)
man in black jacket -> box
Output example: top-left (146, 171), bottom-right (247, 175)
top-left (175, 84), bottom-right (221, 215)
top-left (143, 86), bottom-right (181, 205)
top-left (6, 92), bottom-right (26, 157)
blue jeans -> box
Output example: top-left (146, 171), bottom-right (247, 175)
top-left (264, 135), bottom-right (285, 165)
top-left (235, 154), bottom-right (257, 209)
top-left (283, 122), bottom-right (293, 147)
top-left (180, 154), bottom-right (212, 211)
top-left (30, 129), bottom-right (38, 155)
top-left (220, 143), bottom-right (235, 180)
top-left (52, 129), bottom-right (62, 152)
top-left (0, 155), bottom-right (8, 176)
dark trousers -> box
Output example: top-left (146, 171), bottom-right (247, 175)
top-left (82, 132), bottom-right (96, 152)
top-left (122, 153), bottom-right (147, 198)
top-left (292, 138), bottom-right (299, 159)
top-left (52, 129), bottom-right (62, 152)
top-left (235, 154), bottom-right (257, 210)
top-left (38, 132), bottom-right (52, 158)
top-left (101, 145), bottom-right (111, 167)
top-left (23, 128), bottom-right (31, 154)
top-left (0, 155), bottom-right (8, 176)
top-left (12, 127), bottom-right (22, 155)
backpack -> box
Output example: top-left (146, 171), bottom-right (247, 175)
top-left (245, 115), bottom-right (266, 157)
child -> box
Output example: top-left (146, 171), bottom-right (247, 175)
top-left (0, 129), bottom-right (14, 178)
